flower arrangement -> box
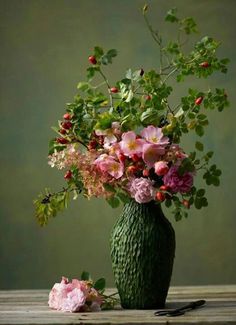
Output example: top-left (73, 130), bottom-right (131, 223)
top-left (48, 272), bottom-right (119, 312)
top-left (34, 5), bottom-right (229, 225)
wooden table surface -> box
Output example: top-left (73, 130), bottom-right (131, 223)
top-left (1, 285), bottom-right (236, 324)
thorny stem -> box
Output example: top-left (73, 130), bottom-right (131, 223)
top-left (98, 68), bottom-right (114, 108)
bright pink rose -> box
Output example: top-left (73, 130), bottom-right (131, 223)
top-left (154, 161), bottom-right (169, 176)
top-left (163, 165), bottom-right (194, 193)
top-left (128, 177), bottom-right (155, 203)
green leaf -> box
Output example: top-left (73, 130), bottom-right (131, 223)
top-left (165, 8), bottom-right (178, 22)
top-left (77, 82), bottom-right (90, 91)
top-left (94, 278), bottom-right (106, 291)
top-left (197, 189), bottom-right (205, 197)
top-left (117, 191), bottom-right (130, 204)
top-left (195, 125), bottom-right (204, 137)
top-left (94, 46), bottom-right (104, 58)
top-left (195, 141), bottom-right (204, 151)
top-left (103, 183), bottom-right (116, 193)
top-left (107, 49), bottom-right (118, 58)
top-left (106, 196), bottom-right (120, 208)
top-left (80, 271), bottom-right (91, 281)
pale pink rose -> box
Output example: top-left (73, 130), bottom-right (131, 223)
top-left (48, 277), bottom-right (71, 310)
top-left (163, 165), bottom-right (194, 193)
top-left (95, 122), bottom-right (121, 149)
top-left (119, 131), bottom-right (145, 157)
top-left (94, 154), bottom-right (124, 179)
top-left (128, 177), bottom-right (155, 203)
top-left (61, 288), bottom-right (87, 313)
top-left (141, 125), bottom-right (169, 146)
top-left (154, 161), bottom-right (169, 176)
top-left (142, 144), bottom-right (166, 168)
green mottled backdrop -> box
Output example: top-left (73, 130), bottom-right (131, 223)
top-left (0, 0), bottom-right (235, 289)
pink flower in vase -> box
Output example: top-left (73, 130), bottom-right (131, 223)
top-left (163, 165), bottom-right (194, 193)
top-left (119, 131), bottom-right (145, 157)
top-left (128, 177), bottom-right (155, 203)
top-left (141, 125), bottom-right (169, 146)
top-left (94, 154), bottom-right (124, 179)
top-left (142, 144), bottom-right (166, 168)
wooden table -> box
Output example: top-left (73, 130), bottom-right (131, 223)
top-left (1, 285), bottom-right (236, 324)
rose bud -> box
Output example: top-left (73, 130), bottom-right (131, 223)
top-left (156, 191), bottom-right (166, 202)
top-left (88, 55), bottom-right (97, 65)
top-left (146, 95), bottom-right (152, 101)
top-left (154, 161), bottom-right (169, 176)
top-left (195, 96), bottom-right (204, 105)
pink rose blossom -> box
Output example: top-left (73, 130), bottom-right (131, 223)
top-left (95, 122), bottom-right (121, 149)
top-left (120, 131), bottom-right (145, 157)
top-left (94, 154), bottom-right (124, 179)
top-left (154, 161), bottom-right (169, 176)
top-left (142, 144), bottom-right (166, 168)
top-left (163, 165), bottom-right (194, 193)
top-left (128, 177), bottom-right (155, 203)
top-left (48, 277), bottom-right (102, 313)
top-left (61, 288), bottom-right (86, 312)
top-left (141, 125), bottom-right (169, 146)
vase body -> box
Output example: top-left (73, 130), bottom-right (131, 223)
top-left (110, 199), bottom-right (175, 309)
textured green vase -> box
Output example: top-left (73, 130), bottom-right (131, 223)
top-left (110, 199), bottom-right (176, 309)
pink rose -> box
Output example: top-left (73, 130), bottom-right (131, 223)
top-left (48, 277), bottom-right (102, 313)
top-left (128, 177), bottom-right (155, 203)
top-left (163, 165), bottom-right (194, 193)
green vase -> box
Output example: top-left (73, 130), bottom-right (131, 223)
top-left (110, 199), bottom-right (175, 309)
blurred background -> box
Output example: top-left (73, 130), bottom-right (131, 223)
top-left (0, 0), bottom-right (235, 289)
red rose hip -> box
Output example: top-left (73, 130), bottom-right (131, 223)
top-left (110, 87), bottom-right (119, 93)
top-left (56, 137), bottom-right (69, 144)
top-left (156, 191), bottom-right (166, 202)
top-left (64, 170), bottom-right (72, 180)
top-left (88, 55), bottom-right (97, 65)
top-left (199, 61), bottom-right (210, 68)
top-left (159, 185), bottom-right (169, 191)
top-left (63, 113), bottom-right (71, 120)
top-left (182, 199), bottom-right (190, 209)
top-left (195, 96), bottom-right (204, 105)
top-left (61, 121), bottom-right (72, 130)
top-left (143, 169), bottom-right (149, 177)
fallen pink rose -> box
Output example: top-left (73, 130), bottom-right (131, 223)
top-left (48, 277), bottom-right (103, 313)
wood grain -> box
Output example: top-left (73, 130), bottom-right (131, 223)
top-left (0, 285), bottom-right (236, 324)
